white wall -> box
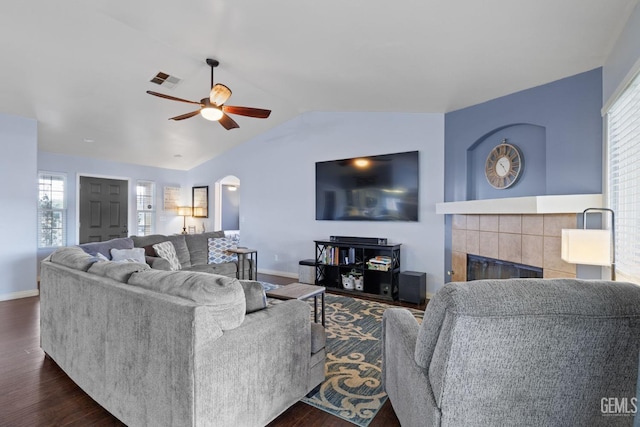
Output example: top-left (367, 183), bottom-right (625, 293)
top-left (37, 151), bottom-right (190, 268)
top-left (189, 111), bottom-right (446, 294)
top-left (0, 114), bottom-right (38, 300)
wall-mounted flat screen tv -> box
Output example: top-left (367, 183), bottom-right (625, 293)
top-left (316, 151), bottom-right (419, 221)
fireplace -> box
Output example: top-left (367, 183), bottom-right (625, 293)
top-left (467, 254), bottom-right (543, 281)
top-left (450, 213), bottom-right (578, 282)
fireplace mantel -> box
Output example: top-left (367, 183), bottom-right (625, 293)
top-left (436, 194), bottom-right (602, 215)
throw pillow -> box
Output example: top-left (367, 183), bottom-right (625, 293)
top-left (153, 241), bottom-right (182, 271)
top-left (78, 237), bottom-right (134, 259)
top-left (185, 231), bottom-right (226, 265)
top-left (95, 252), bottom-right (110, 262)
top-left (111, 247), bottom-right (146, 264)
top-left (207, 237), bottom-right (238, 264)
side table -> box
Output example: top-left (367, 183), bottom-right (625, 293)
top-left (265, 283), bottom-right (326, 326)
top-left (227, 247), bottom-right (257, 280)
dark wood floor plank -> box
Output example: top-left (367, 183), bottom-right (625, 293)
top-left (0, 273), bottom-right (412, 426)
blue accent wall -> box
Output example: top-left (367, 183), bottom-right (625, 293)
top-left (445, 68), bottom-right (603, 202)
top-left (443, 68), bottom-right (604, 279)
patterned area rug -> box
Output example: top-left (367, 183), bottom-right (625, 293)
top-left (261, 283), bottom-right (424, 426)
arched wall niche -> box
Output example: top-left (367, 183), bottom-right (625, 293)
top-left (465, 123), bottom-right (547, 200)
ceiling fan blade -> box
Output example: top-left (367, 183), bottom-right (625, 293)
top-left (222, 105), bottom-right (271, 119)
top-left (218, 113), bottom-right (239, 130)
top-left (147, 91), bottom-right (202, 105)
top-left (210, 84), bottom-right (232, 106)
top-left (169, 110), bottom-right (201, 121)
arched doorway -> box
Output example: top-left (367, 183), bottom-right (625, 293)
top-left (214, 175), bottom-right (240, 231)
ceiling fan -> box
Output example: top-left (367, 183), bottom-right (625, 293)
top-left (146, 58), bottom-right (271, 130)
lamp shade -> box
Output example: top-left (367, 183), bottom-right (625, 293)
top-left (177, 206), bottom-right (192, 216)
top-left (561, 229), bottom-right (612, 266)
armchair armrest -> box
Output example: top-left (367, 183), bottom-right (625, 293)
top-left (382, 308), bottom-right (439, 427)
top-left (382, 308), bottom-right (420, 385)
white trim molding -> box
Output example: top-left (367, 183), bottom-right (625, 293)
top-left (436, 194), bottom-right (603, 215)
top-left (0, 289), bottom-right (40, 302)
top-left (602, 56), bottom-right (640, 115)
top-left (257, 268), bottom-right (299, 280)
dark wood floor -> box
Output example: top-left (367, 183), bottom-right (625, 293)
top-left (0, 274), bottom-right (425, 426)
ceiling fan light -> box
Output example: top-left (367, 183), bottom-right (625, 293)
top-left (200, 107), bottom-right (223, 121)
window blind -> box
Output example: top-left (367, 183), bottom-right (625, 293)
top-left (607, 71), bottom-right (640, 281)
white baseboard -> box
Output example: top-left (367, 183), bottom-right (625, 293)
top-left (257, 268), bottom-right (299, 280)
top-left (426, 292), bottom-right (435, 300)
top-left (0, 289), bottom-right (40, 302)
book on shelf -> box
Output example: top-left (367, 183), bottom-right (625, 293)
top-left (321, 245), bottom-right (340, 265)
top-left (320, 245), bottom-right (359, 266)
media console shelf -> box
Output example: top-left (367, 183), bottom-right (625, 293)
top-left (314, 239), bottom-right (401, 301)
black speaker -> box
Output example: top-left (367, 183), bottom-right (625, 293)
top-left (329, 236), bottom-right (388, 245)
top-left (399, 271), bottom-right (426, 305)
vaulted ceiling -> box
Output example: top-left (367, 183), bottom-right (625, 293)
top-left (0, 0), bottom-right (637, 169)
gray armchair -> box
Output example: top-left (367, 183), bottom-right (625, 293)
top-left (382, 278), bottom-right (640, 427)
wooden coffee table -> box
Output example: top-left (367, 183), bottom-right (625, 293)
top-left (265, 283), bottom-right (326, 326)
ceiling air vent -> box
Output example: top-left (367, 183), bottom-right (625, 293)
top-left (149, 72), bottom-right (181, 89)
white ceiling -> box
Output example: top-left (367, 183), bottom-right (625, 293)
top-left (0, 0), bottom-right (637, 170)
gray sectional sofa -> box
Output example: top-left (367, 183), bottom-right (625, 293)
top-left (382, 278), bottom-right (640, 427)
top-left (131, 232), bottom-right (250, 277)
top-left (40, 245), bottom-right (326, 426)
top-left (77, 233), bottom-right (250, 277)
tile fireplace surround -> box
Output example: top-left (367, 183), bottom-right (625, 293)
top-left (451, 213), bottom-right (577, 282)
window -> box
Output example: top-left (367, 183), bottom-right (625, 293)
top-left (38, 172), bottom-right (67, 248)
top-left (607, 70), bottom-right (640, 282)
top-left (136, 180), bottom-right (156, 236)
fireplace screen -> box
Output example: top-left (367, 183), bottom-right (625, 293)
top-left (467, 254), bottom-right (543, 281)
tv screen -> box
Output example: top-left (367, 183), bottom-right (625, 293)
top-left (316, 151), bottom-right (419, 221)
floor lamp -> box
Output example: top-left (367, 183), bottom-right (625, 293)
top-left (561, 208), bottom-right (615, 280)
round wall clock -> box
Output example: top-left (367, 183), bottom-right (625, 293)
top-left (484, 139), bottom-right (523, 189)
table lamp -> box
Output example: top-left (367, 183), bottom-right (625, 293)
top-left (561, 208), bottom-right (615, 280)
top-left (177, 206), bottom-right (192, 235)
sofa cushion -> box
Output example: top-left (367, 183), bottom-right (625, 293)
top-left (131, 235), bottom-right (192, 268)
top-left (78, 237), bottom-right (134, 260)
top-left (208, 237), bottom-right (239, 264)
top-left (167, 235), bottom-right (192, 268)
top-left (146, 256), bottom-right (171, 270)
top-left (111, 247), bottom-right (146, 264)
top-left (50, 246), bottom-right (97, 271)
top-left (185, 231), bottom-right (226, 266)
top-left (88, 260), bottom-right (150, 282)
top-left (153, 241), bottom-right (181, 271)
top-left (184, 262), bottom-right (238, 277)
top-left (127, 270), bottom-right (245, 330)
top-left (239, 280), bottom-right (268, 313)
top-left (131, 234), bottom-right (169, 257)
